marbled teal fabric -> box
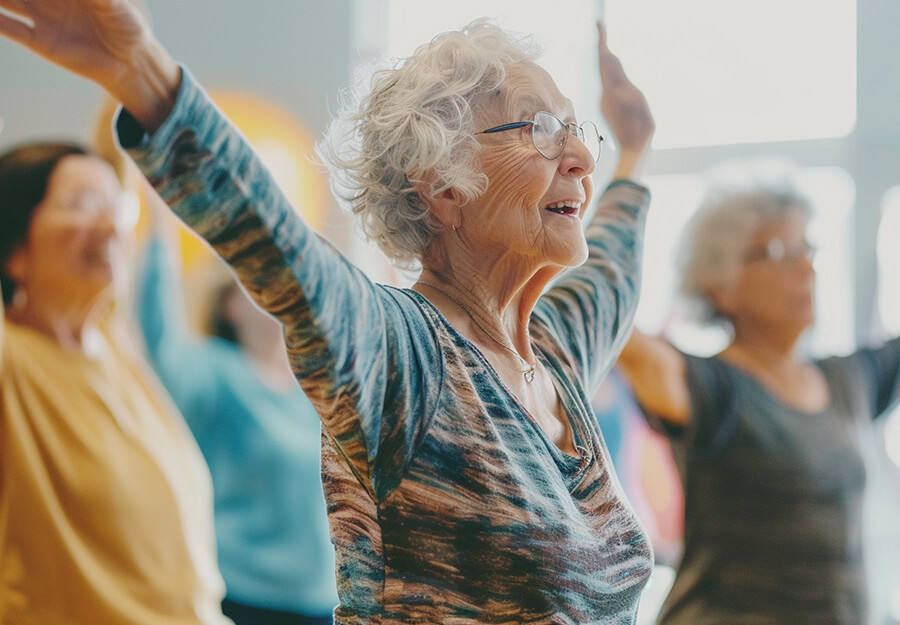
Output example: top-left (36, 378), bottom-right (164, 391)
top-left (119, 69), bottom-right (653, 624)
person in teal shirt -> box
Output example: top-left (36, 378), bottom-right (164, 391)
top-left (137, 209), bottom-right (338, 624)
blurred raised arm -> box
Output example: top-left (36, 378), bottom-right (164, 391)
top-left (596, 22), bottom-right (654, 182)
top-left (593, 24), bottom-right (688, 422)
top-left (536, 24), bottom-right (655, 390)
top-left (617, 329), bottom-right (691, 426)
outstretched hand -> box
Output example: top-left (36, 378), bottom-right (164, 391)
top-left (0, 0), bottom-right (148, 87)
top-left (597, 22), bottom-right (654, 175)
top-left (0, 0), bottom-right (180, 130)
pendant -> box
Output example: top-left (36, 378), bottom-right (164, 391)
top-left (524, 367), bottom-right (535, 384)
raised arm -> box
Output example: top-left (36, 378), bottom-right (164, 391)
top-left (617, 328), bottom-right (691, 426)
top-left (136, 190), bottom-right (205, 352)
top-left (862, 335), bottom-right (900, 419)
top-left (597, 22), bottom-right (654, 182)
top-left (0, 0), bottom-right (180, 131)
top-left (821, 335), bottom-right (900, 422)
top-left (0, 0), bottom-right (440, 496)
top-left (537, 23), bottom-right (655, 390)
top-left (135, 196), bottom-right (222, 429)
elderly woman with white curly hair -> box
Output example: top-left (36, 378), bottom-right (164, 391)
top-left (0, 2), bottom-right (656, 622)
top-left (618, 175), bottom-right (900, 625)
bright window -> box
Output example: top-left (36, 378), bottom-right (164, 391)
top-left (878, 186), bottom-right (900, 336)
top-left (605, 0), bottom-right (857, 148)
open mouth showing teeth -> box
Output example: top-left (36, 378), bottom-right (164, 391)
top-left (544, 201), bottom-right (581, 215)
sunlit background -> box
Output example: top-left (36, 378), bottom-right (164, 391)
top-left (1, 0), bottom-right (899, 622)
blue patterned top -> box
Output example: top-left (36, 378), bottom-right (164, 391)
top-left (118, 69), bottom-right (653, 624)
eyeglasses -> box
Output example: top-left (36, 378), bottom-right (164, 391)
top-left (742, 238), bottom-right (816, 265)
top-left (55, 190), bottom-right (140, 232)
top-left (477, 111), bottom-right (604, 163)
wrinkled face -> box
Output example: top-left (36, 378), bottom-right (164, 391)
top-left (713, 213), bottom-right (816, 331)
top-left (467, 62), bottom-right (596, 269)
top-left (5, 155), bottom-right (129, 305)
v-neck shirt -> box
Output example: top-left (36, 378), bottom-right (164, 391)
top-left (117, 68), bottom-right (654, 624)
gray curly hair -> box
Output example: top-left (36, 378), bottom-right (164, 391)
top-left (676, 169), bottom-right (813, 324)
top-left (317, 19), bottom-right (542, 270)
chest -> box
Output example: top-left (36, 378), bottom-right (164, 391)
top-left (372, 400), bottom-right (654, 614)
top-left (3, 345), bottom-right (209, 518)
top-left (748, 362), bottom-right (830, 414)
top-left (702, 382), bottom-right (867, 499)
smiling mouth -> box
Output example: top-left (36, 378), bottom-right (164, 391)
top-left (544, 201), bottom-right (581, 216)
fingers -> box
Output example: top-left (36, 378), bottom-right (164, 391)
top-left (0, 0), bottom-right (34, 43)
top-left (596, 21), bottom-right (629, 88)
top-left (0, 10), bottom-right (33, 45)
top-left (599, 51), bottom-right (627, 87)
top-left (596, 21), bottom-right (607, 50)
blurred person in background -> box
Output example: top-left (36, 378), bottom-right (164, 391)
top-left (137, 199), bottom-right (338, 625)
top-left (618, 174), bottom-right (900, 625)
top-left (0, 140), bottom-right (231, 625)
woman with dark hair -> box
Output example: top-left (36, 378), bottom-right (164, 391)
top-left (0, 143), bottom-right (91, 304)
top-left (136, 204), bottom-right (339, 625)
top-left (0, 141), bottom-right (230, 625)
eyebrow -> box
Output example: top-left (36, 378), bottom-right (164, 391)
top-left (512, 95), bottom-right (577, 123)
top-left (513, 93), bottom-right (545, 115)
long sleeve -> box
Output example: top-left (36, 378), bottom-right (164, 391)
top-left (820, 335), bottom-right (900, 422)
top-left (135, 234), bottom-right (219, 434)
top-left (137, 235), bottom-right (190, 365)
top-left (853, 336), bottom-right (900, 419)
top-left (117, 70), bottom-right (440, 500)
top-left (534, 180), bottom-right (649, 394)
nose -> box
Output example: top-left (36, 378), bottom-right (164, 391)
top-left (785, 248), bottom-right (816, 282)
top-left (798, 252), bottom-right (815, 275)
top-left (559, 129), bottom-right (595, 177)
top-left (88, 191), bottom-right (138, 235)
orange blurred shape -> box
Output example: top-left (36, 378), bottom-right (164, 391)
top-left (134, 90), bottom-right (328, 270)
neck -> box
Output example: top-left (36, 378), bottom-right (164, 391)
top-left (417, 270), bottom-right (531, 352)
top-left (726, 321), bottom-right (806, 369)
top-left (415, 272), bottom-right (540, 387)
top-left (6, 289), bottom-right (108, 353)
top-left (422, 233), bottom-right (562, 332)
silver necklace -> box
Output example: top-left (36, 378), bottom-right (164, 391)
top-left (418, 281), bottom-right (536, 384)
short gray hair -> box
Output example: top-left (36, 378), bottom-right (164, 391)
top-left (676, 167), bottom-right (813, 324)
top-left (317, 19), bottom-right (542, 270)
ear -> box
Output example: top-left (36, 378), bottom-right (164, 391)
top-left (411, 176), bottom-right (464, 231)
top-left (3, 245), bottom-right (28, 285)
